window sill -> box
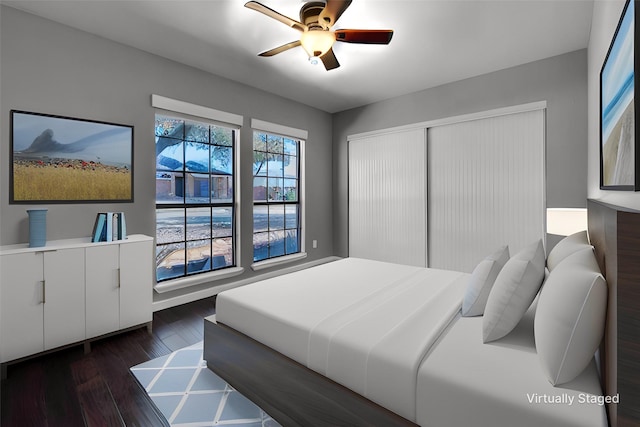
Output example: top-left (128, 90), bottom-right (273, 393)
top-left (251, 252), bottom-right (308, 271)
top-left (154, 267), bottom-right (245, 294)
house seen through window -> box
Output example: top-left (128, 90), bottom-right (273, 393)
top-left (155, 114), bottom-right (236, 282)
top-left (253, 131), bottom-right (302, 262)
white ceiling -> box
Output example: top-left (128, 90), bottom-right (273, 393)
top-left (3, 0), bottom-right (594, 113)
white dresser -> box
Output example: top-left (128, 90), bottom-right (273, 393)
top-left (0, 234), bottom-right (153, 371)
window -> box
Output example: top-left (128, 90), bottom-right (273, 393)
top-left (252, 131), bottom-right (302, 262)
top-left (155, 114), bottom-right (236, 282)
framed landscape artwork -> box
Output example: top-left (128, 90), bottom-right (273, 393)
top-left (10, 110), bottom-right (134, 203)
top-left (600, 0), bottom-right (639, 190)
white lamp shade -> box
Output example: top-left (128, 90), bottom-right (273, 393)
top-left (546, 208), bottom-right (588, 236)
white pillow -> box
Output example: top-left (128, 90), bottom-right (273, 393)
top-left (546, 230), bottom-right (590, 271)
top-left (534, 264), bottom-right (607, 385)
top-left (483, 240), bottom-right (545, 343)
top-left (551, 246), bottom-right (600, 273)
top-left (462, 246), bottom-right (509, 317)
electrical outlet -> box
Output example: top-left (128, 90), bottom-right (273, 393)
top-left (312, 240), bottom-right (318, 249)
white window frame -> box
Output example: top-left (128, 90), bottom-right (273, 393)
top-left (152, 95), bottom-right (244, 293)
top-left (250, 119), bottom-right (307, 271)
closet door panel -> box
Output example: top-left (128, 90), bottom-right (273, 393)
top-left (428, 110), bottom-right (545, 272)
top-left (348, 128), bottom-right (427, 267)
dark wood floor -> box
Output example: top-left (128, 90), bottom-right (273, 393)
top-left (1, 296), bottom-right (217, 427)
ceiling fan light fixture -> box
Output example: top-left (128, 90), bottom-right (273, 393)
top-left (246, 1), bottom-right (393, 71)
top-left (300, 30), bottom-right (336, 58)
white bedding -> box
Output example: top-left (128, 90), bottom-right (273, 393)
top-left (216, 257), bottom-right (469, 421)
top-left (216, 257), bottom-right (608, 427)
top-left (416, 303), bottom-right (608, 427)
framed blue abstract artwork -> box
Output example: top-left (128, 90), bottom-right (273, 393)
top-left (600, 0), bottom-right (638, 190)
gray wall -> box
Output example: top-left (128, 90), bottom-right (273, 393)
top-left (0, 6), bottom-right (333, 299)
top-left (332, 49), bottom-right (588, 257)
top-left (0, 5), bottom-right (595, 298)
top-left (588, 0), bottom-right (640, 209)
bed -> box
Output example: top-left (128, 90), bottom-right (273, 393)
top-left (204, 213), bottom-right (625, 426)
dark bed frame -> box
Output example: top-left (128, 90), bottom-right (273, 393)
top-left (204, 199), bottom-right (640, 427)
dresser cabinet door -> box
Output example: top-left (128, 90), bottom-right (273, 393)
top-left (0, 252), bottom-right (44, 362)
top-left (85, 244), bottom-right (120, 339)
top-left (43, 248), bottom-right (86, 350)
top-left (119, 240), bottom-right (153, 329)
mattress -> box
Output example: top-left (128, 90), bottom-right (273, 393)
top-left (416, 303), bottom-right (608, 427)
top-left (216, 257), bottom-right (469, 421)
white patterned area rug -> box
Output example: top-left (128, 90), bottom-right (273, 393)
top-left (131, 341), bottom-right (281, 427)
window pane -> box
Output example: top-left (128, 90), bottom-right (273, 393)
top-left (185, 173), bottom-right (210, 204)
top-left (283, 155), bottom-right (297, 178)
top-left (253, 132), bottom-right (266, 151)
top-left (185, 142), bottom-right (210, 173)
top-left (186, 239), bottom-right (211, 275)
top-left (269, 205), bottom-right (285, 230)
top-left (156, 140), bottom-right (184, 171)
top-left (186, 207), bottom-right (211, 240)
top-left (284, 178), bottom-right (298, 201)
top-left (253, 232), bottom-right (269, 262)
top-left (269, 230), bottom-right (286, 257)
top-left (211, 126), bottom-right (233, 146)
top-left (268, 177), bottom-right (284, 201)
top-left (213, 237), bottom-right (233, 268)
top-left (254, 151), bottom-right (268, 176)
top-left (155, 116), bottom-right (183, 138)
top-left (156, 243), bottom-right (185, 281)
top-left (267, 153), bottom-right (284, 177)
top-left (212, 175), bottom-right (233, 203)
top-left (211, 146), bottom-right (233, 175)
top-left (156, 171), bottom-right (185, 203)
top-left (156, 208), bottom-right (185, 244)
top-left (267, 134), bottom-right (284, 153)
top-left (285, 205), bottom-right (298, 229)
top-left (184, 121), bottom-right (209, 143)
top-left (286, 229), bottom-right (299, 254)
top-left (253, 177), bottom-right (267, 202)
top-left (213, 207), bottom-right (233, 238)
top-left (253, 205), bottom-right (268, 233)
top-left (284, 138), bottom-right (297, 156)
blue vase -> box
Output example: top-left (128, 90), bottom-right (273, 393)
top-left (27, 209), bottom-right (48, 248)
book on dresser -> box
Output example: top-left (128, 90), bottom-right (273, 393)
top-left (91, 212), bottom-right (127, 242)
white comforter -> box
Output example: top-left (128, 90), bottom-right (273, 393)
top-left (417, 304), bottom-right (608, 427)
top-left (216, 257), bottom-right (468, 421)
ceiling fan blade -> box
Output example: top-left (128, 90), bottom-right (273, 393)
top-left (259, 40), bottom-right (302, 57)
top-left (335, 29), bottom-right (394, 44)
top-left (320, 48), bottom-right (340, 70)
top-left (319, 0), bottom-right (352, 28)
top-left (245, 1), bottom-right (307, 32)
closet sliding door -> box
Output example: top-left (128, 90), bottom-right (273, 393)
top-left (348, 129), bottom-right (427, 267)
top-left (428, 109), bottom-right (545, 272)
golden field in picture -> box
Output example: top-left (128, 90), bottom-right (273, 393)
top-left (13, 161), bottom-right (131, 201)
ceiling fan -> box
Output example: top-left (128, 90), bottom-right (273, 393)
top-left (245, 0), bottom-right (394, 70)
